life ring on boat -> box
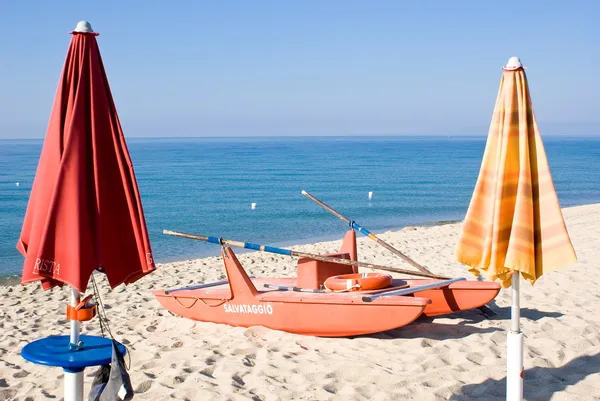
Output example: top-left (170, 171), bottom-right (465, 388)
top-left (324, 273), bottom-right (392, 292)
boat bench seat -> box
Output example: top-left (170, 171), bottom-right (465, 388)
top-left (297, 253), bottom-right (354, 290)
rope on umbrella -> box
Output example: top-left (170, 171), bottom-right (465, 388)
top-left (91, 273), bottom-right (131, 369)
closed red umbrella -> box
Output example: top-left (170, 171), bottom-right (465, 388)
top-left (16, 21), bottom-right (156, 401)
top-left (17, 22), bottom-right (155, 292)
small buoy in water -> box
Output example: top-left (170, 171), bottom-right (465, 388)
top-left (251, 202), bottom-right (256, 210)
top-left (15, 182), bottom-right (20, 187)
top-left (368, 191), bottom-right (373, 199)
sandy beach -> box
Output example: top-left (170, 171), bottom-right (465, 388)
top-left (1, 203), bottom-right (599, 401)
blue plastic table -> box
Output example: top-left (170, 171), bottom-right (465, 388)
top-left (21, 335), bottom-right (126, 373)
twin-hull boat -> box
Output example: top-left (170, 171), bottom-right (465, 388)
top-left (154, 231), bottom-right (501, 337)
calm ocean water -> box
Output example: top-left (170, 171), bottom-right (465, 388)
top-left (1, 136), bottom-right (599, 280)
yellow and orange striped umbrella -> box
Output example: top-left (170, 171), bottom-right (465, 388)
top-left (455, 60), bottom-right (577, 288)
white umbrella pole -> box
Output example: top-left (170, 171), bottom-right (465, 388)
top-left (65, 288), bottom-right (83, 401)
top-left (506, 271), bottom-right (524, 401)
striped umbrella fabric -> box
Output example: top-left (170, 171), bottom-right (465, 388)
top-left (455, 62), bottom-right (576, 288)
top-left (456, 57), bottom-right (578, 401)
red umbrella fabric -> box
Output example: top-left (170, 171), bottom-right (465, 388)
top-left (17, 28), bottom-right (156, 292)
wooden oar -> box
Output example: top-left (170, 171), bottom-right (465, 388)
top-left (163, 229), bottom-right (449, 280)
top-left (301, 192), bottom-right (496, 316)
top-left (301, 190), bottom-right (433, 275)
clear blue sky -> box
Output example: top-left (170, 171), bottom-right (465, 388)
top-left (1, 1), bottom-right (598, 138)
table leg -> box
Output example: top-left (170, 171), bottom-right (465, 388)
top-left (64, 367), bottom-right (84, 401)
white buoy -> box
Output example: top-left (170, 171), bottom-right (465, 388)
top-left (251, 202), bottom-right (256, 210)
top-left (15, 182), bottom-right (20, 187)
top-left (368, 191), bottom-right (373, 200)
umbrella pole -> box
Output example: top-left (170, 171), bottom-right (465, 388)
top-left (65, 288), bottom-right (83, 401)
top-left (506, 272), bottom-right (524, 401)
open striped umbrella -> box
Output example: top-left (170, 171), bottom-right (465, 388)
top-left (455, 57), bottom-right (577, 401)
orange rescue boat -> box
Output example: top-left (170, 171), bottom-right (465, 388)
top-left (154, 231), bottom-right (501, 337)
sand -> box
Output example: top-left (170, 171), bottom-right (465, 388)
top-left (1, 203), bottom-right (599, 401)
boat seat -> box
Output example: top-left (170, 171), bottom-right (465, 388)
top-left (297, 253), bottom-right (354, 290)
top-left (296, 230), bottom-right (358, 290)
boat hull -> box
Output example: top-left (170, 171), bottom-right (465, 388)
top-left (403, 279), bottom-right (501, 317)
top-left (155, 275), bottom-right (501, 335)
top-left (154, 233), bottom-right (501, 336)
top-left (154, 279), bottom-right (429, 337)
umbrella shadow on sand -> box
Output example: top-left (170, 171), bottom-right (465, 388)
top-left (449, 352), bottom-right (600, 401)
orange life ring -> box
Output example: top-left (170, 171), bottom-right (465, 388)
top-left (324, 273), bottom-right (392, 292)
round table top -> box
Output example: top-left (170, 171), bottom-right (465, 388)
top-left (21, 335), bottom-right (126, 370)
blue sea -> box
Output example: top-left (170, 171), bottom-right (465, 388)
top-left (1, 136), bottom-right (600, 281)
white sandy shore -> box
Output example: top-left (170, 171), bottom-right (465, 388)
top-left (1, 203), bottom-right (599, 401)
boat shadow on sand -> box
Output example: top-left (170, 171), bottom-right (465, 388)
top-left (448, 352), bottom-right (600, 401)
top-left (358, 303), bottom-right (564, 341)
top-left (356, 308), bottom-right (501, 341)
top-left (486, 302), bottom-right (564, 321)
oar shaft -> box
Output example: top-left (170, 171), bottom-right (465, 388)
top-left (163, 229), bottom-right (448, 280)
top-left (301, 190), bottom-right (433, 275)
top-left (361, 226), bottom-right (432, 274)
top-left (301, 190), bottom-right (351, 224)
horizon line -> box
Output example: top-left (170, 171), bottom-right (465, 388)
top-left (2, 133), bottom-right (600, 141)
